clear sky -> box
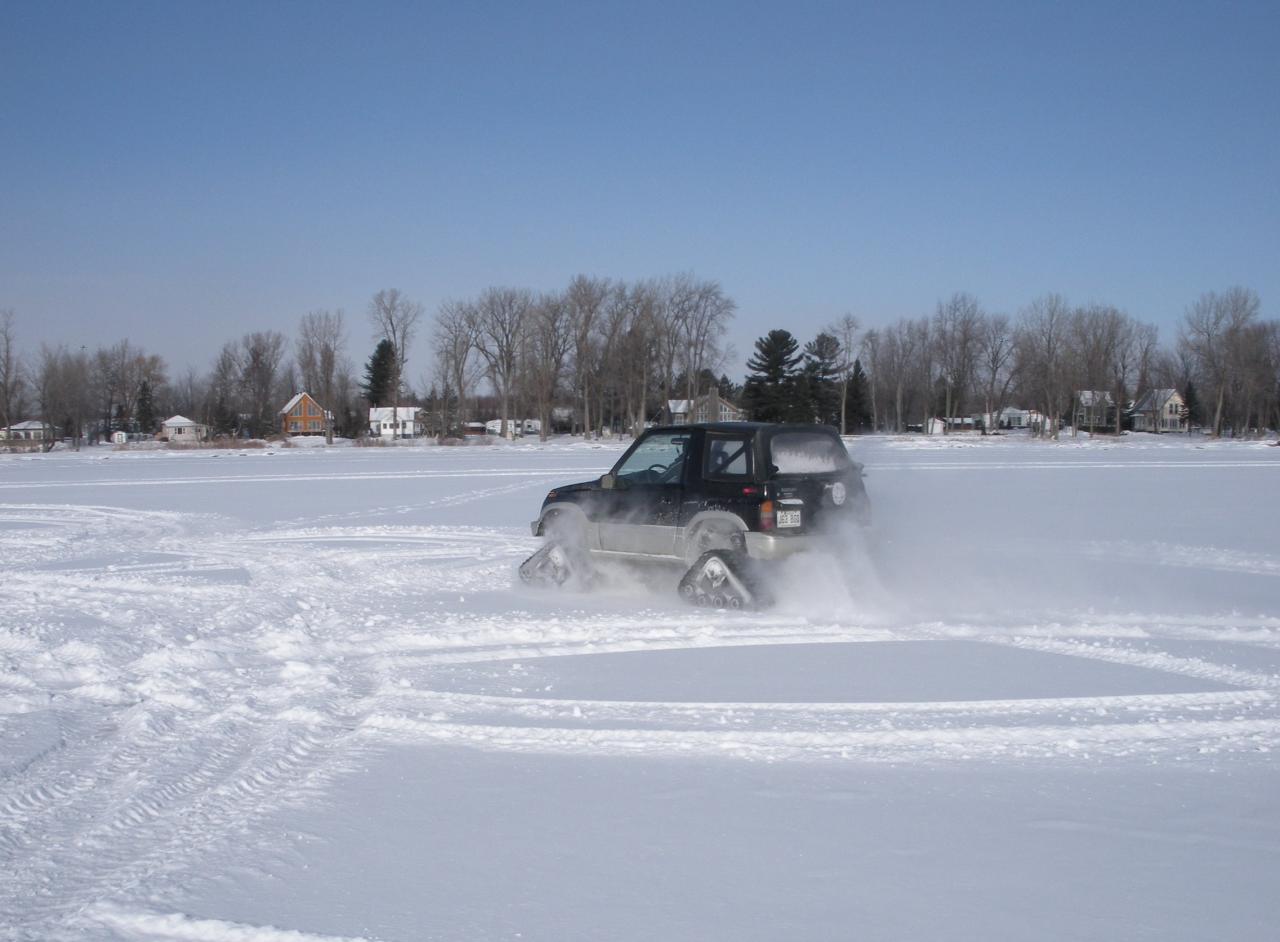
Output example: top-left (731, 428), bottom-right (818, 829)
top-left (2, 0), bottom-right (1277, 377)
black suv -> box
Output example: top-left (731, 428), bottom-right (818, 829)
top-left (519, 423), bottom-right (870, 608)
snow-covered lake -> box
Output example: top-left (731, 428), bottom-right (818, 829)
top-left (3, 434), bottom-right (1278, 941)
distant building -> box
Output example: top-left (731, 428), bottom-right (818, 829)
top-left (1, 420), bottom-right (56, 450)
top-left (1073, 390), bottom-right (1116, 432)
top-left (1131, 389), bottom-right (1188, 433)
top-left (664, 388), bottom-right (744, 425)
top-left (279, 392), bottom-right (330, 436)
top-left (161, 415), bottom-right (209, 442)
top-left (483, 418), bottom-right (539, 437)
top-left (993, 407), bottom-right (1046, 431)
top-left (369, 406), bottom-right (421, 439)
top-left (0, 419), bottom-right (55, 442)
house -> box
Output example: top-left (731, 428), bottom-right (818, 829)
top-left (1, 420), bottom-right (56, 450)
top-left (1, 419), bottom-right (55, 442)
top-left (664, 388), bottom-right (745, 425)
top-left (1131, 388), bottom-right (1188, 433)
top-left (994, 407), bottom-right (1045, 431)
top-left (482, 418), bottom-right (538, 437)
top-left (369, 406), bottom-right (421, 439)
top-left (279, 392), bottom-right (330, 436)
top-left (1073, 390), bottom-right (1116, 432)
top-left (161, 415), bottom-right (208, 442)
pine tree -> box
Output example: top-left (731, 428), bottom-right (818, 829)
top-left (844, 359), bottom-right (872, 432)
top-left (1183, 380), bottom-right (1200, 429)
top-left (717, 373), bottom-right (743, 403)
top-left (802, 333), bottom-right (842, 425)
top-left (212, 394), bottom-right (237, 438)
top-left (135, 380), bottom-right (157, 434)
top-left (741, 330), bottom-right (802, 422)
top-left (362, 339), bottom-right (396, 407)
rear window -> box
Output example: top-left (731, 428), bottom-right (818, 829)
top-left (768, 432), bottom-right (850, 475)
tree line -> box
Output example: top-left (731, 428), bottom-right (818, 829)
top-left (1, 284), bottom-right (1275, 447)
top-left (739, 287), bottom-right (1277, 438)
top-left (0, 272), bottom-right (736, 446)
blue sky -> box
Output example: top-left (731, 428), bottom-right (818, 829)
top-left (2, 0), bottom-right (1277, 376)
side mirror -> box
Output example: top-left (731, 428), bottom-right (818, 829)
top-left (600, 473), bottom-right (616, 490)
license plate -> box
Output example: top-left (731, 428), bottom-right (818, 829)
top-left (777, 509), bottom-right (801, 528)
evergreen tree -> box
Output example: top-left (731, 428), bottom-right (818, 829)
top-left (741, 330), bottom-right (802, 422)
top-left (717, 373), bottom-right (744, 403)
top-left (212, 394), bottom-right (237, 438)
top-left (135, 380), bottom-right (157, 434)
top-left (1183, 380), bottom-right (1200, 429)
top-left (844, 359), bottom-right (872, 432)
top-left (362, 339), bottom-right (396, 407)
top-left (802, 333), bottom-right (842, 425)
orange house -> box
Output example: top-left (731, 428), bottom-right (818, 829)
top-left (279, 392), bottom-right (329, 436)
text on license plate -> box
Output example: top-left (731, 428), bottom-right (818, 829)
top-left (777, 509), bottom-right (802, 528)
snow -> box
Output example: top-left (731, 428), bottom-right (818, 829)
top-left (2, 433), bottom-right (1279, 940)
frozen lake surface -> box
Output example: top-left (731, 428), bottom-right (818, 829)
top-left (2, 433), bottom-right (1279, 940)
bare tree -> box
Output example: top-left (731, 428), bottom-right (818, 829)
top-left (1180, 287), bottom-right (1261, 436)
top-left (89, 340), bottom-right (166, 437)
top-left (433, 299), bottom-right (481, 435)
top-left (826, 314), bottom-right (861, 434)
top-left (470, 287), bottom-right (532, 438)
top-left (1016, 294), bottom-right (1073, 438)
top-left (524, 291), bottom-right (573, 441)
top-left (236, 331), bottom-right (287, 437)
top-left (297, 309), bottom-right (346, 442)
top-left (859, 328), bottom-right (881, 432)
top-left (37, 345), bottom-right (92, 449)
top-left (207, 342), bottom-right (242, 436)
top-left (879, 320), bottom-right (919, 433)
top-left (0, 309), bottom-right (23, 431)
top-left (368, 289), bottom-right (423, 436)
top-left (565, 275), bottom-right (611, 437)
top-left (933, 293), bottom-right (982, 433)
top-left (674, 275), bottom-right (735, 400)
top-left (976, 313), bottom-right (1016, 432)
top-left (170, 366), bottom-right (206, 424)
top-left (1108, 315), bottom-right (1158, 434)
top-left (611, 281), bottom-right (663, 436)
top-left (909, 317), bottom-right (934, 432)
top-left (591, 283), bottom-right (633, 437)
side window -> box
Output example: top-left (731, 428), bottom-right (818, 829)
top-left (613, 432), bottom-right (690, 485)
top-left (704, 435), bottom-right (752, 479)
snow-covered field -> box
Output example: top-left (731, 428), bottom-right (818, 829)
top-left (2, 433), bottom-right (1278, 941)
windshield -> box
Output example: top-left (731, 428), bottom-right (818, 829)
top-left (613, 432), bottom-right (690, 485)
top-left (768, 432), bottom-right (851, 475)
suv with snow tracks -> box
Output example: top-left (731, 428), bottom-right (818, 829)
top-left (519, 423), bottom-right (870, 609)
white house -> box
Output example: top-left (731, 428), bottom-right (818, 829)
top-left (994, 407), bottom-right (1046, 431)
top-left (0, 419), bottom-right (55, 442)
top-left (1131, 389), bottom-right (1188, 433)
top-left (369, 407), bottom-right (421, 439)
top-left (161, 415), bottom-right (208, 442)
top-left (480, 418), bottom-right (542, 438)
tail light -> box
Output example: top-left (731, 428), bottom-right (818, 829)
top-left (759, 500), bottom-right (776, 531)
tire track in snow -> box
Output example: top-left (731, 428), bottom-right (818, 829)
top-left (4, 497), bottom-right (1280, 935)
